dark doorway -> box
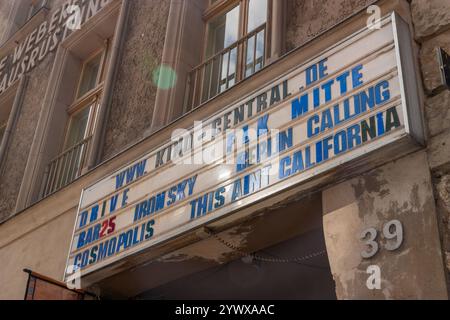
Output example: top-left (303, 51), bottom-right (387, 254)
top-left (95, 192), bottom-right (337, 300)
top-left (135, 227), bottom-right (336, 300)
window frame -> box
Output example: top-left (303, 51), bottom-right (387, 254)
top-left (42, 43), bottom-right (109, 197)
top-left (62, 96), bottom-right (99, 151)
top-left (28, 0), bottom-right (48, 20)
top-left (203, 0), bottom-right (271, 58)
top-left (14, 0), bottom-right (49, 30)
top-left (191, 0), bottom-right (271, 108)
top-left (63, 44), bottom-right (109, 152)
top-left (74, 47), bottom-right (108, 104)
top-left (17, 0), bottom-right (122, 205)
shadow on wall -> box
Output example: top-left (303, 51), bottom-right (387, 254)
top-left (135, 228), bottom-right (336, 300)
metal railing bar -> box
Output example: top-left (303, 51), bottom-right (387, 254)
top-left (190, 24), bottom-right (265, 73)
top-left (225, 49), bottom-right (231, 90)
top-left (217, 53), bottom-right (223, 96)
top-left (41, 136), bottom-right (92, 197)
top-left (253, 33), bottom-right (257, 75)
top-left (186, 23), bottom-right (266, 110)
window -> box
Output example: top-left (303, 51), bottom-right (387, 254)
top-left (63, 49), bottom-right (106, 152)
top-left (41, 44), bottom-right (109, 197)
top-left (76, 53), bottom-right (103, 99)
top-left (25, 1), bottom-right (120, 205)
top-left (13, 0), bottom-right (47, 30)
top-left (186, 0), bottom-right (269, 110)
top-left (202, 5), bottom-right (240, 101)
top-left (244, 0), bottom-right (267, 76)
top-left (28, 0), bottom-right (47, 20)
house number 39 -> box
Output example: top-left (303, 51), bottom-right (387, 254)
top-left (360, 220), bottom-right (404, 259)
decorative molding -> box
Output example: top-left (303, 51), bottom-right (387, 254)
top-left (150, 0), bottom-right (207, 132)
top-left (268, 0), bottom-right (286, 64)
top-left (15, 0), bottom-right (124, 212)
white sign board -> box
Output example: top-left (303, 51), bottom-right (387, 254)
top-left (65, 13), bottom-right (423, 281)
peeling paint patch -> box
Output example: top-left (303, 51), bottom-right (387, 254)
top-left (324, 152), bottom-right (448, 299)
top-left (157, 227), bottom-right (253, 264)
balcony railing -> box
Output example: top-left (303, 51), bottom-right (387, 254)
top-left (41, 136), bottom-right (92, 198)
top-left (184, 23), bottom-right (266, 113)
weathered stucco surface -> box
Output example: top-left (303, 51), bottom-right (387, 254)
top-left (285, 0), bottom-right (375, 52)
top-left (425, 90), bottom-right (450, 138)
top-left (0, 54), bottom-right (55, 221)
top-left (101, 0), bottom-right (170, 161)
top-left (323, 152), bottom-right (448, 299)
top-left (411, 0), bottom-right (450, 40)
top-left (436, 176), bottom-right (450, 274)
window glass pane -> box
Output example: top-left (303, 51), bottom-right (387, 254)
top-left (14, 2), bottom-right (31, 28)
top-left (226, 48), bottom-right (237, 88)
top-left (64, 106), bottom-right (91, 149)
top-left (203, 5), bottom-right (240, 101)
top-left (245, 35), bottom-right (255, 78)
top-left (219, 47), bottom-right (237, 92)
top-left (77, 53), bottom-right (102, 98)
top-left (29, 0), bottom-right (45, 18)
top-left (206, 5), bottom-right (240, 57)
top-left (255, 30), bottom-right (265, 71)
top-left (247, 0), bottom-right (267, 32)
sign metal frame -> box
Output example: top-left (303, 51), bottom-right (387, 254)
top-left (64, 12), bottom-right (424, 285)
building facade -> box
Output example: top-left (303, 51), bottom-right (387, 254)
top-left (0, 0), bottom-right (449, 300)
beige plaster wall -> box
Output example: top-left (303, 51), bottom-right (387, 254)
top-left (285, 0), bottom-right (376, 52)
top-left (323, 152), bottom-right (448, 299)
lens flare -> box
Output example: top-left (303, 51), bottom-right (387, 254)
top-left (152, 65), bottom-right (177, 89)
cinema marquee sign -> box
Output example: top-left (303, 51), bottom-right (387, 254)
top-left (64, 13), bottom-right (424, 281)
